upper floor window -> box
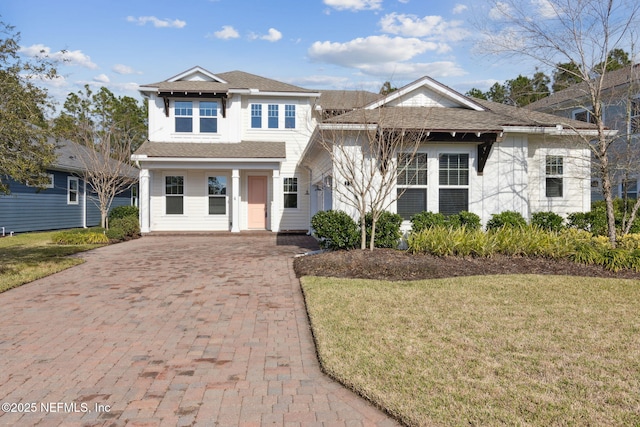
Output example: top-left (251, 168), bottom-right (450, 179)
top-left (285, 105), bottom-right (296, 128)
top-left (200, 101), bottom-right (218, 133)
top-left (573, 108), bottom-right (597, 124)
top-left (175, 101), bottom-right (193, 132)
top-left (545, 155), bottom-right (563, 197)
top-left (251, 104), bottom-right (262, 128)
top-left (268, 104), bottom-right (279, 129)
top-left (631, 98), bottom-right (640, 134)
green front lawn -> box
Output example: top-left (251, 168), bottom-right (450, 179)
top-left (0, 231), bottom-right (104, 293)
top-left (301, 275), bottom-right (640, 426)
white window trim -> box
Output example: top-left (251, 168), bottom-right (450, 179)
top-left (173, 100), bottom-right (220, 134)
top-left (163, 173), bottom-right (186, 215)
top-left (283, 176), bottom-right (299, 209)
top-left (545, 155), bottom-right (564, 199)
top-left (67, 176), bottom-right (79, 205)
top-left (206, 175), bottom-right (229, 216)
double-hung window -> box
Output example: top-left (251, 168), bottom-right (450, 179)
top-left (545, 156), bottom-right (563, 197)
top-left (268, 104), bottom-right (279, 128)
top-left (251, 104), bottom-right (262, 128)
top-left (283, 177), bottom-right (298, 208)
top-left (175, 101), bottom-right (193, 132)
top-left (67, 177), bottom-right (79, 205)
top-left (631, 98), bottom-right (640, 134)
top-left (439, 153), bottom-right (469, 215)
top-left (396, 153), bottom-right (428, 220)
top-left (200, 101), bottom-right (218, 133)
top-left (165, 176), bottom-right (184, 214)
top-left (208, 176), bottom-right (227, 215)
top-left (285, 105), bottom-right (296, 128)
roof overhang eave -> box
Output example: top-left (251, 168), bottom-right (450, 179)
top-left (502, 125), bottom-right (617, 137)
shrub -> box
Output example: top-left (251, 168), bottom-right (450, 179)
top-left (110, 216), bottom-right (140, 239)
top-left (105, 227), bottom-right (126, 241)
top-left (311, 210), bottom-right (359, 250)
top-left (365, 211), bottom-right (402, 249)
top-left (531, 211), bottom-right (564, 232)
top-left (51, 229), bottom-right (109, 245)
top-left (450, 211), bottom-right (481, 231)
top-left (109, 205), bottom-right (139, 221)
top-left (410, 211), bottom-right (446, 233)
top-left (486, 211), bottom-right (527, 231)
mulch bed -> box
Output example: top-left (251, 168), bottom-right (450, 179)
top-left (293, 249), bottom-right (640, 281)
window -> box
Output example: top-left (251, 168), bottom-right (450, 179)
top-left (67, 177), bottom-right (79, 205)
top-left (397, 153), bottom-right (427, 220)
top-left (175, 101), bottom-right (193, 132)
top-left (268, 104), bottom-right (279, 128)
top-left (200, 101), bottom-right (218, 133)
top-left (631, 99), bottom-right (640, 134)
top-left (208, 176), bottom-right (227, 215)
top-left (131, 185), bottom-right (138, 207)
top-left (573, 108), bottom-right (597, 124)
top-left (165, 176), bottom-right (184, 214)
top-left (439, 153), bottom-right (469, 215)
top-left (285, 105), bottom-right (296, 128)
top-left (283, 177), bottom-right (298, 208)
top-left (545, 155), bottom-right (563, 197)
top-left (251, 104), bottom-right (262, 128)
top-left (622, 179), bottom-right (637, 200)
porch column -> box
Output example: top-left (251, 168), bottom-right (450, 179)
top-left (231, 169), bottom-right (240, 232)
top-left (139, 169), bottom-right (150, 233)
top-left (271, 169), bottom-right (281, 232)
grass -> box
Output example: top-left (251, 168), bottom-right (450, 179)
top-left (301, 275), bottom-right (640, 426)
top-left (0, 230), bottom-right (105, 293)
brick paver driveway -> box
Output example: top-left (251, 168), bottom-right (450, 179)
top-left (0, 234), bottom-right (399, 427)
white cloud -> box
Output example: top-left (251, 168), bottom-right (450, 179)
top-left (23, 73), bottom-right (67, 88)
top-left (453, 4), bottom-right (468, 14)
top-left (309, 35), bottom-right (438, 68)
top-left (357, 61), bottom-right (467, 79)
top-left (20, 44), bottom-right (98, 69)
top-left (532, 0), bottom-right (559, 19)
top-left (126, 16), bottom-right (186, 29)
top-left (489, 2), bottom-right (512, 20)
top-left (112, 64), bottom-right (141, 75)
top-left (213, 25), bottom-right (240, 39)
top-left (290, 74), bottom-right (352, 88)
top-left (262, 28), bottom-right (282, 42)
top-left (323, 0), bottom-right (382, 11)
top-left (379, 13), bottom-right (468, 42)
top-left (93, 74), bottom-right (110, 83)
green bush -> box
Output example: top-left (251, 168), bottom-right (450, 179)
top-left (51, 228), bottom-right (109, 245)
top-left (311, 210), bottom-right (359, 250)
top-left (531, 211), bottom-right (564, 232)
top-left (486, 211), bottom-right (527, 230)
top-left (450, 211), bottom-right (482, 231)
top-left (410, 211), bottom-right (446, 233)
top-left (109, 205), bottom-right (139, 221)
top-left (365, 211), bottom-right (402, 249)
top-left (105, 227), bottom-right (126, 241)
top-left (109, 216), bottom-right (140, 239)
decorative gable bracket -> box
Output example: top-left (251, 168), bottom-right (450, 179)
top-left (477, 141), bottom-right (494, 175)
top-left (161, 95), bottom-right (228, 119)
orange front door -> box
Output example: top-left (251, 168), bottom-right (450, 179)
top-left (248, 176), bottom-right (267, 229)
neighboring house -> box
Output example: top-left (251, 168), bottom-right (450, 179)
top-left (528, 64), bottom-right (640, 201)
top-left (0, 139), bottom-right (138, 234)
top-left (133, 66), bottom-right (601, 234)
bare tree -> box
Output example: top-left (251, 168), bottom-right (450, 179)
top-left (477, 0), bottom-right (640, 245)
top-left (317, 108), bottom-right (426, 250)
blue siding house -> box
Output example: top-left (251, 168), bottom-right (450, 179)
top-left (0, 139), bottom-right (138, 234)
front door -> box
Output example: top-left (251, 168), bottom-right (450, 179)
top-left (248, 176), bottom-right (267, 229)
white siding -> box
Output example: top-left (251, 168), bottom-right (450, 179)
top-left (386, 87), bottom-right (461, 108)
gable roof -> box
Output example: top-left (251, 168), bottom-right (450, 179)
top-left (140, 67), bottom-right (317, 96)
top-left (316, 90), bottom-right (382, 111)
top-left (527, 64), bottom-right (640, 111)
top-left (53, 139), bottom-right (139, 178)
top-left (133, 140), bottom-right (286, 160)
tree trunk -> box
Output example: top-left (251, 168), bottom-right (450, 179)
top-left (369, 219), bottom-right (377, 251)
top-left (600, 165), bottom-right (617, 246)
top-left (101, 209), bottom-right (108, 229)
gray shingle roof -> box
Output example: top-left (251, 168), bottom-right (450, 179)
top-left (326, 101), bottom-right (598, 131)
top-left (527, 64), bottom-right (640, 111)
top-left (53, 139), bottom-right (139, 178)
top-left (134, 140), bottom-right (286, 159)
top-left (143, 70), bottom-right (315, 94)
top-left (316, 90), bottom-right (382, 110)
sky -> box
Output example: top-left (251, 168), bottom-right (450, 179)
top-left (3, 0), bottom-right (545, 108)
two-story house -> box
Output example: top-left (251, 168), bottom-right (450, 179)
top-left (528, 64), bottom-right (640, 201)
top-left (133, 66), bottom-right (603, 234)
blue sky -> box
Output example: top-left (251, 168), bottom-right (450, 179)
top-left (4, 0), bottom-right (541, 107)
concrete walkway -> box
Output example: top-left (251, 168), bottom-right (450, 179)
top-left (0, 234), bottom-right (399, 427)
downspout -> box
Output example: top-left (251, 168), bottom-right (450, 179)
top-left (82, 179), bottom-right (87, 228)
top-left (304, 165), bottom-right (313, 235)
